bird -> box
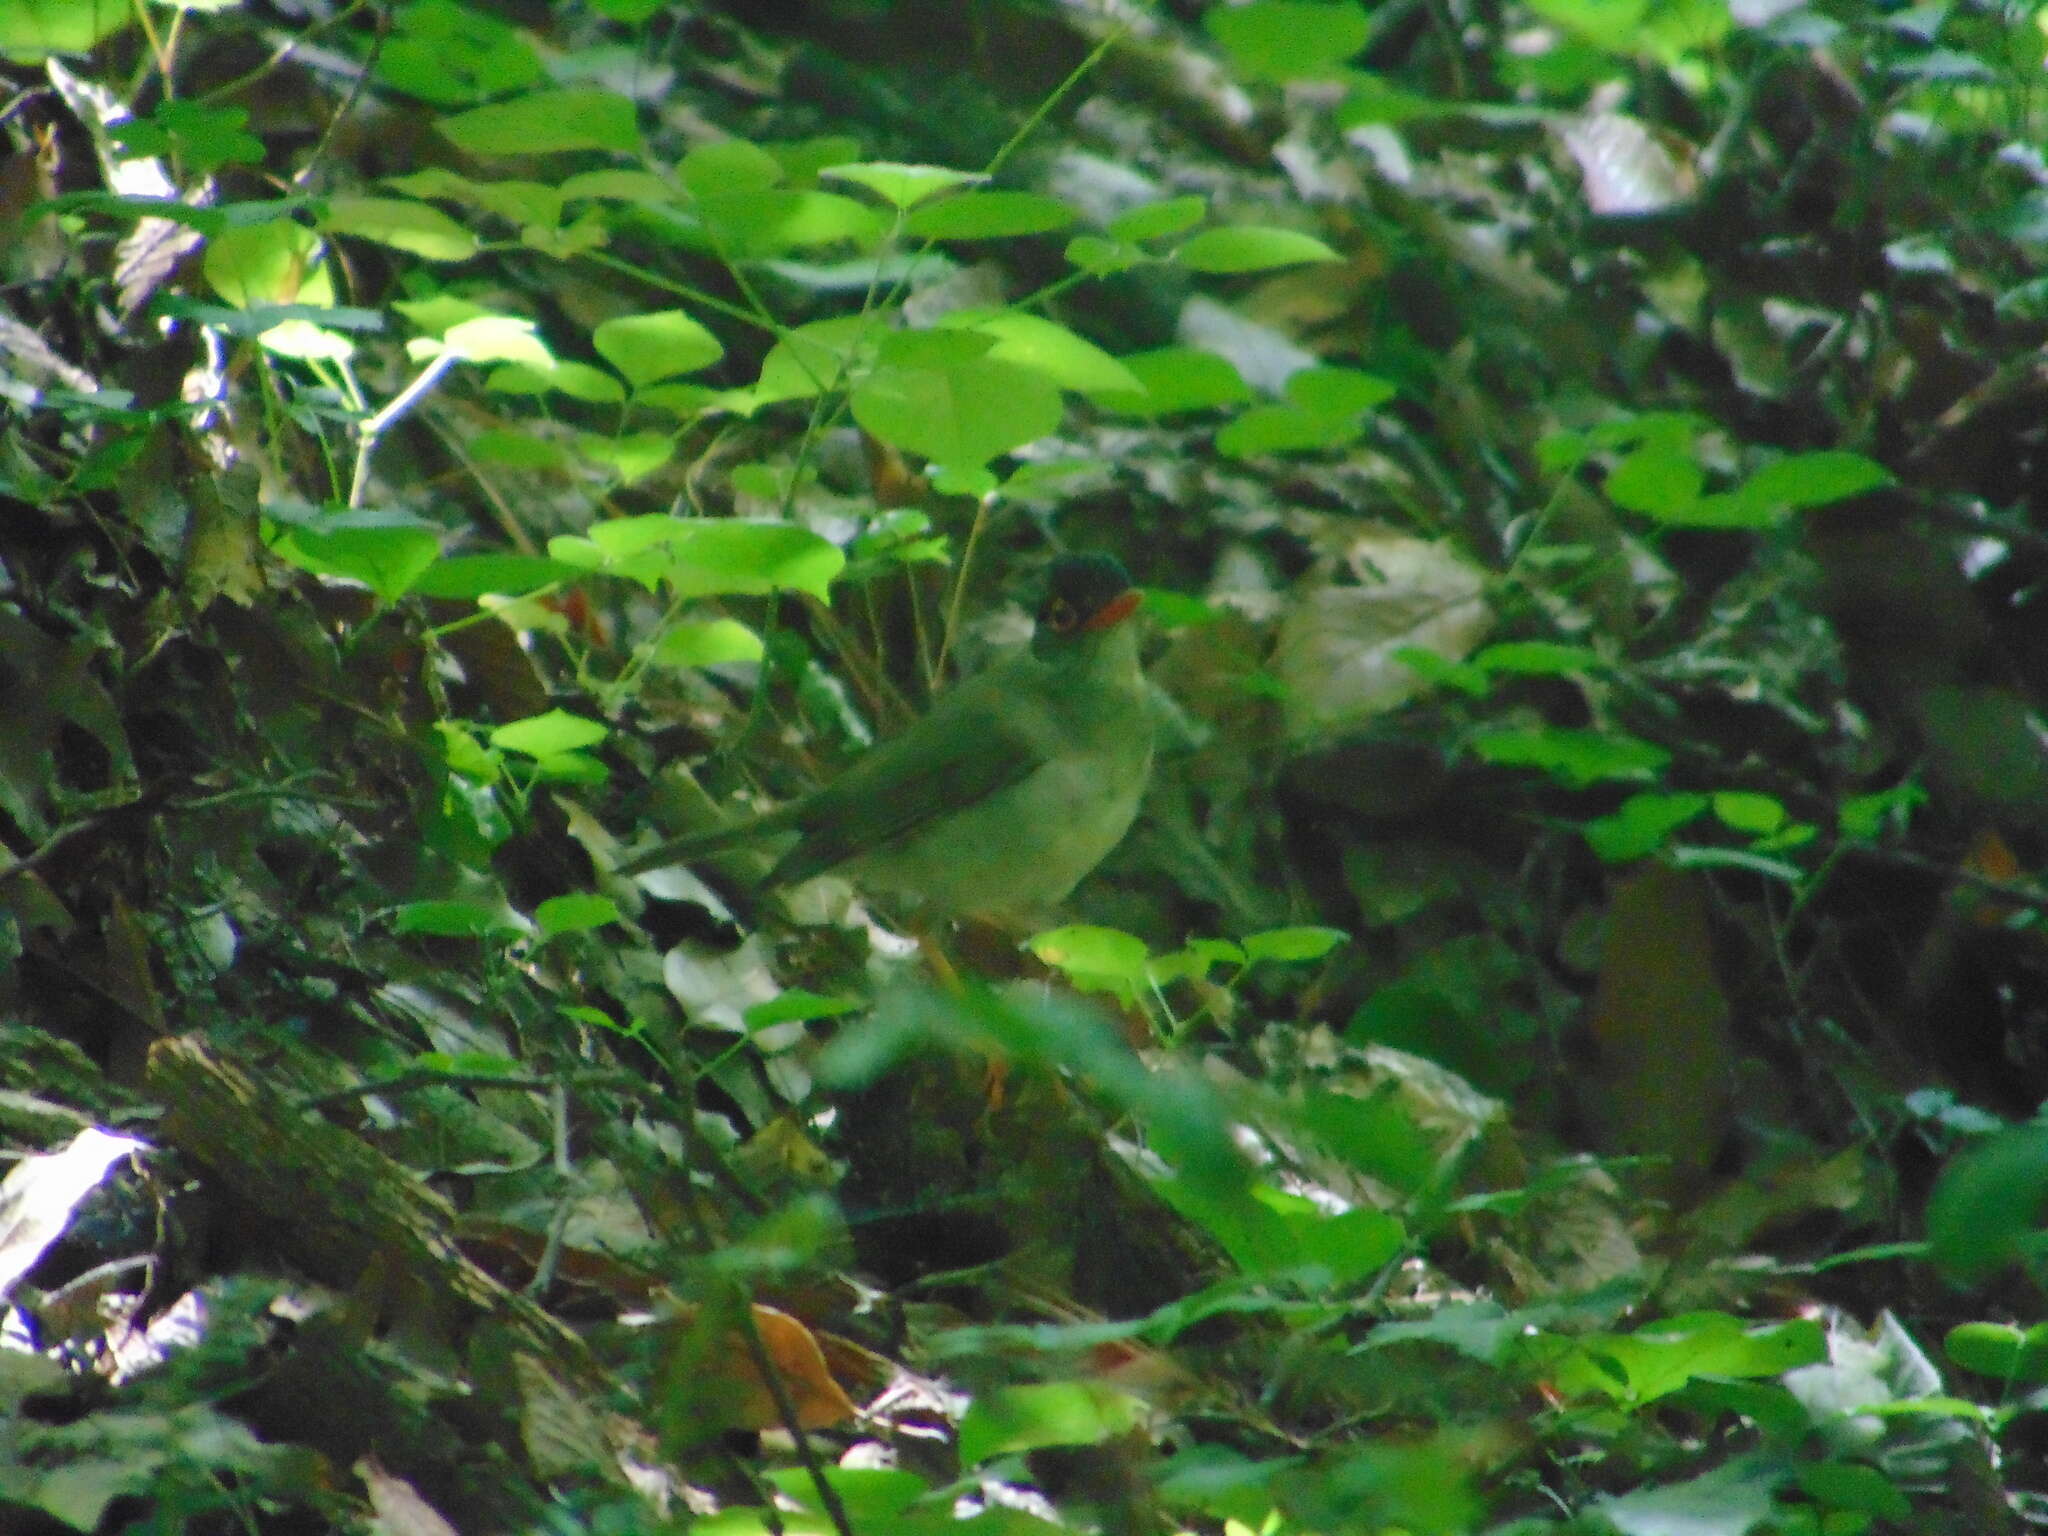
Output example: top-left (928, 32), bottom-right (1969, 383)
top-left (615, 553), bottom-right (1153, 921)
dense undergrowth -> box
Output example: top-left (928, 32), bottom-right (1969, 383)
top-left (7, 0), bottom-right (2048, 1532)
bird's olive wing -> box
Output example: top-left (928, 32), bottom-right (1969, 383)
top-left (767, 685), bottom-right (1043, 887)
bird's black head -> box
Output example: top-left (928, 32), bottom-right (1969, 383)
top-left (1034, 553), bottom-right (1138, 648)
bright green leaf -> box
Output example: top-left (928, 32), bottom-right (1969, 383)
top-left (1472, 727), bottom-right (1670, 788)
top-left (268, 522), bottom-right (439, 603)
top-left (1205, 0), bottom-right (1372, 80)
top-left (958, 1382), bottom-right (1145, 1466)
top-left (439, 314), bottom-right (553, 367)
top-left (679, 139), bottom-right (782, 195)
top-left (935, 309), bottom-right (1142, 393)
top-left (438, 87), bottom-right (640, 156)
top-left (535, 893), bottom-right (620, 939)
top-left (1241, 926), bottom-right (1348, 963)
top-left (649, 618), bottom-right (765, 668)
top-left (592, 310), bottom-right (724, 386)
top-left (1474, 641), bottom-right (1604, 675)
top-left (575, 431), bottom-right (675, 484)
top-left (491, 709), bottom-right (608, 758)
top-left (204, 219), bottom-right (333, 308)
top-left (487, 359), bottom-right (626, 402)
top-left (1177, 225), bottom-right (1340, 273)
top-left (851, 357), bottom-right (1063, 468)
top-left (1029, 925), bottom-right (1152, 981)
top-left (1089, 346), bottom-right (1252, 416)
top-left (321, 195), bottom-right (479, 260)
top-left (905, 190), bottom-right (1077, 240)
top-left (1712, 791), bottom-right (1786, 835)
top-left (1108, 195), bottom-right (1207, 242)
top-left (0, 0), bottom-right (131, 60)
top-left (1216, 404), bottom-right (1360, 457)
top-left (410, 554), bottom-right (578, 598)
top-left (1286, 365), bottom-right (1396, 416)
top-left (820, 161), bottom-right (982, 209)
top-left (1584, 792), bottom-right (1710, 862)
top-left (1605, 442), bottom-right (1703, 518)
top-left (1927, 1123), bottom-right (2048, 1284)
top-left (391, 899), bottom-right (531, 939)
top-left (1065, 233), bottom-right (1146, 274)
top-left (1737, 449), bottom-right (1895, 513)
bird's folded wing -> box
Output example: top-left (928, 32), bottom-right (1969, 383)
top-left (767, 690), bottom-right (1044, 887)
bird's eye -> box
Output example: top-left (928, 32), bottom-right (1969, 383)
top-left (1046, 597), bottom-right (1077, 632)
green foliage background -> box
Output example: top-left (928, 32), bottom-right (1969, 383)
top-left (6, 0), bottom-right (2048, 1531)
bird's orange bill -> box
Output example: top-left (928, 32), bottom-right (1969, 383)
top-left (1082, 588), bottom-right (1143, 631)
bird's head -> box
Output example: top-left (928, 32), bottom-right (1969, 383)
top-left (1031, 553), bottom-right (1141, 663)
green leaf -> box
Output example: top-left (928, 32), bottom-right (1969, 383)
top-left (1296, 1086), bottom-right (1443, 1194)
top-left (679, 138), bottom-right (783, 195)
top-left (1838, 781), bottom-right (1924, 840)
top-left (391, 899), bottom-right (531, 939)
top-left (535, 893), bottom-right (620, 939)
top-left (1583, 792), bottom-right (1710, 862)
top-left (560, 168), bottom-right (676, 203)
top-left (1108, 195), bottom-right (1207, 242)
top-left (1792, 1462), bottom-right (1912, 1521)
top-left (111, 99), bottom-right (263, 174)
top-left (1216, 404), bottom-right (1360, 457)
top-left (1711, 791), bottom-right (1786, 835)
top-left (1394, 646), bottom-right (1491, 696)
top-left (1028, 925), bottom-right (1152, 982)
top-left (662, 521), bottom-right (843, 601)
top-left (438, 314), bottom-right (553, 367)
top-left (1736, 449), bottom-right (1894, 514)
top-left (1205, 0), bottom-right (1372, 80)
top-left (487, 359), bottom-right (625, 402)
top-left (934, 310), bottom-right (1142, 394)
top-left (744, 314), bottom-right (879, 406)
top-left (375, 0), bottom-right (541, 106)
top-left (1595, 1454), bottom-right (1788, 1536)
top-left (592, 309), bottom-right (724, 386)
top-left (1605, 441), bottom-right (1703, 518)
top-left (1474, 641), bottom-right (1604, 675)
top-left (1945, 1321), bottom-right (2048, 1384)
top-left (648, 618), bottom-right (764, 668)
top-left (1177, 225), bottom-right (1340, 272)
top-left (1089, 346), bottom-right (1252, 416)
top-left (765, 1466), bottom-right (929, 1527)
top-left (491, 709), bottom-right (608, 758)
top-left (851, 357), bottom-right (1063, 468)
top-left (697, 188), bottom-right (888, 256)
top-left (321, 195), bottom-right (479, 260)
top-left (410, 554), bottom-right (578, 599)
top-left (574, 431), bottom-right (675, 485)
top-left (204, 219), bottom-right (333, 308)
top-left (1065, 233), bottom-right (1146, 275)
top-left (1471, 727), bottom-right (1670, 788)
top-left (905, 190), bottom-right (1077, 239)
top-left (820, 161), bottom-right (982, 209)
top-left (437, 87), bottom-right (640, 156)
top-left (957, 1382), bottom-right (1145, 1466)
top-left (743, 990), bottom-right (863, 1029)
top-left (1146, 937), bottom-right (1246, 985)
top-left (1927, 1123), bottom-right (2048, 1284)
top-left (469, 431), bottom-right (568, 470)
top-left (1286, 365), bottom-right (1396, 416)
top-left (268, 522), bottom-right (440, 603)
top-left (1242, 926), bottom-right (1348, 963)
top-left (0, 0), bottom-right (131, 61)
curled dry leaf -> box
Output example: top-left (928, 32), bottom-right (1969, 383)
top-left (1274, 531), bottom-right (1490, 745)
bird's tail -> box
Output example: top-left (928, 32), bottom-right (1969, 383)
top-left (612, 809), bottom-right (783, 877)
